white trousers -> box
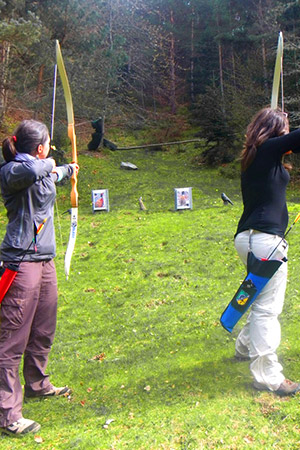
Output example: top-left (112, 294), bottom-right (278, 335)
top-left (234, 230), bottom-right (288, 391)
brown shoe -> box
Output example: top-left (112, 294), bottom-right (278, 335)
top-left (41, 386), bottom-right (72, 397)
top-left (25, 386), bottom-right (72, 398)
top-left (275, 379), bottom-right (300, 396)
top-left (254, 379), bottom-right (300, 396)
top-left (1, 417), bottom-right (41, 436)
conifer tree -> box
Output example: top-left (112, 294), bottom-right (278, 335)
top-left (0, 0), bottom-right (42, 119)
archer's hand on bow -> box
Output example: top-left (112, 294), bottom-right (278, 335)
top-left (69, 163), bottom-right (79, 176)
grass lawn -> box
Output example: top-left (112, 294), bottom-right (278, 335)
top-left (1, 142), bottom-right (300, 449)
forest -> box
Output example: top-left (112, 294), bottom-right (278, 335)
top-left (3, 3), bottom-right (300, 447)
top-left (1, 0), bottom-right (300, 162)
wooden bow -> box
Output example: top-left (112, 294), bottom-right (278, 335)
top-left (271, 31), bottom-right (284, 110)
top-left (56, 40), bottom-right (78, 279)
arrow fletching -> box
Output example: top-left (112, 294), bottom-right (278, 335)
top-left (292, 211), bottom-right (300, 226)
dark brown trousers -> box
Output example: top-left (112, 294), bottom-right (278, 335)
top-left (0, 260), bottom-right (57, 427)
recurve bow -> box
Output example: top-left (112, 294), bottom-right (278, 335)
top-left (271, 31), bottom-right (284, 110)
top-left (55, 40), bottom-right (78, 280)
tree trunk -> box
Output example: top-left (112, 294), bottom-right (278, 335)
top-left (37, 64), bottom-right (45, 98)
top-left (261, 37), bottom-right (268, 93)
top-left (231, 43), bottom-right (236, 89)
top-left (34, 64), bottom-right (45, 119)
top-left (257, 0), bottom-right (268, 93)
top-left (169, 9), bottom-right (177, 114)
top-left (216, 11), bottom-right (225, 110)
top-left (190, 4), bottom-right (195, 102)
top-left (0, 41), bottom-right (11, 121)
top-left (218, 42), bottom-right (224, 100)
top-left (102, 0), bottom-right (114, 129)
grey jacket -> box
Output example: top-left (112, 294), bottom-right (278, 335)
top-left (0, 157), bottom-right (73, 262)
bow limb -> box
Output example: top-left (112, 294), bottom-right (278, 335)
top-left (271, 31), bottom-right (283, 110)
top-left (270, 33), bottom-right (291, 156)
top-left (55, 40), bottom-right (78, 280)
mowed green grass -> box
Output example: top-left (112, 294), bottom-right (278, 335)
top-left (1, 144), bottom-right (300, 449)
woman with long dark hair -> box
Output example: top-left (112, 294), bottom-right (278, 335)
top-left (234, 107), bottom-right (300, 396)
top-left (0, 119), bottom-right (79, 436)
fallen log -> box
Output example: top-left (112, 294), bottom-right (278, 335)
top-left (115, 138), bottom-right (202, 151)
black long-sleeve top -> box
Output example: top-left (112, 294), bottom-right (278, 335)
top-left (236, 129), bottom-right (300, 238)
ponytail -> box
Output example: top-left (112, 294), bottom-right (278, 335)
top-left (2, 137), bottom-right (17, 163)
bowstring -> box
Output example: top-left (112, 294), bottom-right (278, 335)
top-left (50, 64), bottom-right (57, 140)
top-left (51, 63), bottom-right (63, 248)
top-left (281, 42), bottom-right (284, 112)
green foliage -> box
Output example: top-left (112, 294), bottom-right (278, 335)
top-left (0, 115), bottom-right (19, 134)
top-left (0, 1), bottom-right (42, 44)
top-left (218, 160), bottom-right (241, 179)
top-left (51, 122), bottom-right (73, 153)
top-left (2, 0), bottom-right (300, 166)
top-left (1, 143), bottom-right (300, 448)
top-left (190, 88), bottom-right (238, 165)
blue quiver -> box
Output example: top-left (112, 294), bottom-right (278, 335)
top-left (220, 252), bottom-right (283, 333)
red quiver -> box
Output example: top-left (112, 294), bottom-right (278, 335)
top-left (0, 264), bottom-right (18, 304)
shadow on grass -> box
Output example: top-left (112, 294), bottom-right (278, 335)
top-left (67, 348), bottom-right (253, 420)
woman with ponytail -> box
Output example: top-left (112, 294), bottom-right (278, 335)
top-left (234, 107), bottom-right (300, 396)
top-left (0, 120), bottom-right (79, 436)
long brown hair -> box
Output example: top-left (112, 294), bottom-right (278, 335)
top-left (241, 108), bottom-right (289, 171)
top-left (2, 119), bottom-right (49, 163)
